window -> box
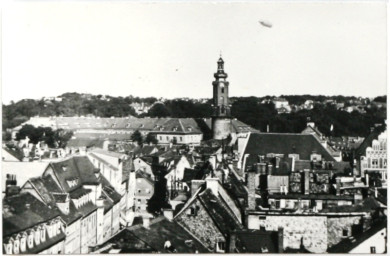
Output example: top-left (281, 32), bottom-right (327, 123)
top-left (13, 240), bottom-right (19, 254)
top-left (28, 235), bottom-right (34, 248)
top-left (342, 229), bottom-right (348, 237)
top-left (216, 241), bottom-right (226, 252)
top-left (159, 136), bottom-right (162, 141)
top-left (372, 159), bottom-right (379, 168)
top-left (180, 137), bottom-right (183, 142)
top-left (221, 87), bottom-right (224, 93)
top-left (275, 200), bottom-right (280, 209)
top-left (370, 247), bottom-right (376, 253)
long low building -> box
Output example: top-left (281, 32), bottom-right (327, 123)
top-left (11, 116), bottom-right (258, 146)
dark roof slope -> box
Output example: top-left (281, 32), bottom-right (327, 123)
top-left (355, 129), bottom-right (383, 158)
top-left (232, 229), bottom-right (279, 253)
top-left (49, 156), bottom-right (99, 192)
top-left (327, 219), bottom-right (387, 253)
top-left (243, 133), bottom-right (335, 165)
top-left (128, 216), bottom-right (209, 253)
top-left (198, 189), bottom-right (243, 236)
top-left (3, 193), bottom-right (61, 237)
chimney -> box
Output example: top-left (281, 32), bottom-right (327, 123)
top-left (228, 233), bottom-right (237, 253)
top-left (206, 177), bottom-right (219, 196)
top-left (304, 170), bottom-right (310, 195)
top-left (163, 208), bottom-right (174, 221)
top-left (268, 164), bottom-right (273, 175)
top-left (335, 177), bottom-right (341, 196)
top-left (365, 173), bottom-right (370, 186)
top-left (191, 180), bottom-right (205, 196)
top-left (278, 227), bottom-right (284, 253)
top-left (275, 157), bottom-right (280, 169)
top-left (247, 169), bottom-right (257, 210)
top-left (354, 193), bottom-right (363, 204)
top-left (143, 216), bottom-right (150, 229)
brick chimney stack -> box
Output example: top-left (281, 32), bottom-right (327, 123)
top-left (278, 227), bottom-right (284, 253)
top-left (247, 169), bottom-right (257, 210)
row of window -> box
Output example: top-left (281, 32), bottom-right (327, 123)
top-left (4, 219), bottom-right (63, 254)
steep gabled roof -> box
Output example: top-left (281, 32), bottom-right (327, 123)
top-left (327, 219), bottom-right (387, 253)
top-left (128, 216), bottom-right (209, 253)
top-left (232, 229), bottom-right (279, 253)
top-left (49, 156), bottom-right (99, 192)
top-left (198, 188), bottom-right (243, 236)
top-left (243, 133), bottom-right (335, 168)
top-left (3, 193), bottom-right (61, 237)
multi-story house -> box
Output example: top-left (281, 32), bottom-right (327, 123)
top-left (3, 193), bottom-right (66, 254)
top-left (357, 129), bottom-right (387, 187)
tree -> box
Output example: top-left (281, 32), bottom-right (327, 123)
top-left (2, 131), bottom-right (12, 142)
top-left (145, 133), bottom-right (158, 145)
top-left (53, 129), bottom-right (74, 148)
top-left (131, 130), bottom-right (143, 145)
top-left (148, 103), bottom-right (170, 117)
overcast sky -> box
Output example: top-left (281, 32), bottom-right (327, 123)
top-left (2, 1), bottom-right (387, 104)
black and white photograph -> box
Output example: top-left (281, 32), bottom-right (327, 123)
top-left (1, 0), bottom-right (388, 254)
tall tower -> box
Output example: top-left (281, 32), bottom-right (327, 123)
top-left (212, 56), bottom-right (232, 140)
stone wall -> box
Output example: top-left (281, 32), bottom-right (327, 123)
top-left (247, 215), bottom-right (328, 253)
top-left (175, 198), bottom-right (224, 250)
top-left (327, 216), bottom-right (362, 247)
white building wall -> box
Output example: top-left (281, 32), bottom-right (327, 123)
top-left (349, 227), bottom-right (387, 254)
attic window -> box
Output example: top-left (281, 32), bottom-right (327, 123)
top-left (261, 247), bottom-right (269, 253)
top-left (216, 241), bottom-right (226, 252)
top-left (188, 127), bottom-right (192, 131)
top-left (62, 166), bottom-right (67, 172)
top-left (66, 178), bottom-right (78, 188)
top-left (187, 206), bottom-right (198, 216)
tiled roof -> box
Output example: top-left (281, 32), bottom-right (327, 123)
top-left (100, 175), bottom-right (122, 203)
top-left (243, 133), bottom-right (335, 168)
top-left (29, 175), bottom-right (62, 203)
top-left (198, 189), bottom-right (243, 236)
top-left (355, 129), bottom-right (383, 157)
top-left (89, 153), bottom-right (119, 171)
top-left (66, 138), bottom-right (105, 148)
top-left (49, 156), bottom-right (99, 192)
top-left (128, 216), bottom-right (209, 253)
top-left (3, 193), bottom-right (61, 237)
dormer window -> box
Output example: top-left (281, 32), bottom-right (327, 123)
top-left (62, 166), bottom-right (67, 172)
top-left (216, 241), bottom-right (226, 253)
top-left (40, 226), bottom-right (46, 242)
top-left (27, 233), bottom-right (34, 249)
top-left (34, 228), bottom-right (40, 245)
top-left (20, 235), bottom-right (27, 252)
top-left (66, 178), bottom-right (78, 188)
top-left (13, 239), bottom-right (19, 254)
top-left (6, 242), bottom-right (13, 254)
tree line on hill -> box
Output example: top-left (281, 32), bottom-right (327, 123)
top-left (3, 93), bottom-right (386, 140)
